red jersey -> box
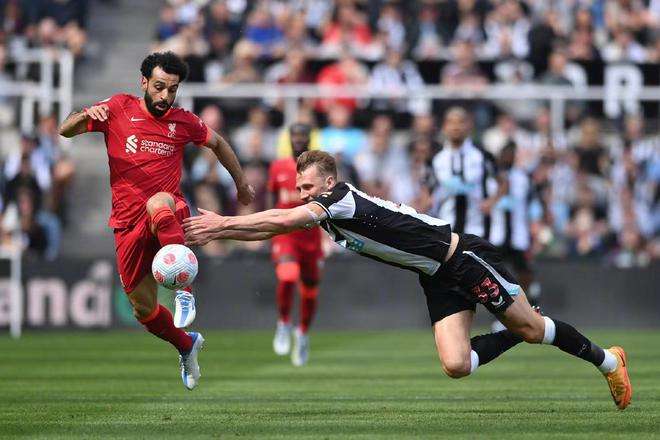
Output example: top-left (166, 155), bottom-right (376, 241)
top-left (268, 157), bottom-right (321, 242)
top-left (87, 94), bottom-right (210, 228)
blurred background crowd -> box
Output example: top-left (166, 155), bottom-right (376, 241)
top-left (0, 0), bottom-right (658, 267)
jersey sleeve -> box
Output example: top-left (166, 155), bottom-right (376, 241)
top-left (184, 111), bottom-right (211, 146)
top-left (86, 95), bottom-right (118, 134)
top-left (310, 182), bottom-right (355, 220)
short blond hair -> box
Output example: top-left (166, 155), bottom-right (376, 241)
top-left (296, 150), bottom-right (337, 179)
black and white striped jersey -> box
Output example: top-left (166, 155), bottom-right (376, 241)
top-left (311, 182), bottom-right (453, 276)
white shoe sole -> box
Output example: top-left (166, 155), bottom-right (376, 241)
top-left (181, 333), bottom-right (204, 390)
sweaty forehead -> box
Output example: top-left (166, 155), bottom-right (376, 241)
top-left (150, 67), bottom-right (180, 86)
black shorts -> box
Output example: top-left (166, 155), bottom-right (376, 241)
top-left (420, 234), bottom-right (521, 324)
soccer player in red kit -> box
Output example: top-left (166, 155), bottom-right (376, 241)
top-left (267, 123), bottom-right (323, 366)
top-left (58, 52), bottom-right (255, 390)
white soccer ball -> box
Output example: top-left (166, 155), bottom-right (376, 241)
top-left (152, 244), bottom-right (198, 290)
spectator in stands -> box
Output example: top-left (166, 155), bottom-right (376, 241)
top-left (203, 0), bottom-right (242, 46)
top-left (37, 114), bottom-right (75, 222)
top-left (453, 13), bottom-right (486, 47)
top-left (523, 106), bottom-right (568, 171)
top-left (233, 105), bottom-right (278, 162)
top-left (572, 117), bottom-right (609, 178)
top-left (409, 114), bottom-right (441, 150)
top-left (155, 4), bottom-right (179, 42)
top-left (5, 134), bottom-right (51, 194)
top-left (0, 43), bottom-right (13, 127)
top-left (541, 48), bottom-right (587, 88)
top-left (275, 107), bottom-right (322, 158)
top-left (565, 183), bottom-right (609, 257)
top-left (320, 3), bottom-right (381, 60)
top-left (1, 186), bottom-right (54, 259)
top-left (220, 39), bottom-right (261, 84)
top-left (354, 114), bottom-right (406, 200)
top-left (441, 40), bottom-right (489, 88)
top-left (376, 3), bottom-right (406, 53)
top-left (316, 50), bottom-right (368, 115)
top-left (527, 9), bottom-right (563, 76)
top-left (264, 48), bottom-right (314, 111)
top-left (482, 112), bottom-right (530, 158)
top-left (244, 6), bottom-right (286, 59)
top-left (482, 0), bottom-right (530, 60)
top-left (282, 11), bottom-right (318, 55)
top-left (411, 3), bottom-right (443, 60)
top-left (602, 27), bottom-right (648, 63)
top-left (320, 104), bottom-right (367, 165)
top-left (369, 47), bottom-right (428, 115)
top-left (389, 136), bottom-right (438, 212)
top-left (23, 0), bottom-right (88, 57)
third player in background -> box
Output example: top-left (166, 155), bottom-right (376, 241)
top-left (267, 123), bottom-right (324, 366)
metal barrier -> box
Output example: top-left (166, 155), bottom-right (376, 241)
top-left (1, 48), bottom-right (74, 133)
top-left (175, 82), bottom-right (660, 139)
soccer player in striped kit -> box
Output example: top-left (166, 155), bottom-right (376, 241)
top-left (185, 150), bottom-right (632, 410)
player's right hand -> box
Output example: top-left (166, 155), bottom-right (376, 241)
top-left (84, 104), bottom-right (109, 121)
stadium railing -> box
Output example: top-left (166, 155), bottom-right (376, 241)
top-left (173, 82), bottom-right (660, 139)
top-left (1, 48), bottom-right (74, 134)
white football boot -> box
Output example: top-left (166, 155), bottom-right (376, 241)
top-left (174, 291), bottom-right (196, 328)
top-left (273, 321), bottom-right (292, 355)
top-left (291, 327), bottom-right (309, 367)
top-left (179, 332), bottom-right (204, 390)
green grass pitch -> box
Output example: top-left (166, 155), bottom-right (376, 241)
top-left (1, 329), bottom-right (659, 439)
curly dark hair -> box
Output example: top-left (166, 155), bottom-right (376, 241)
top-left (140, 51), bottom-right (189, 82)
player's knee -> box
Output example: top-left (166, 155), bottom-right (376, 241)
top-left (132, 303), bottom-right (154, 321)
top-left (146, 192), bottom-right (175, 215)
top-left (300, 282), bottom-right (319, 299)
top-left (276, 261), bottom-right (300, 283)
top-left (441, 358), bottom-right (471, 379)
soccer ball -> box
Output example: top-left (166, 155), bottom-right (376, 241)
top-left (152, 244), bottom-right (198, 290)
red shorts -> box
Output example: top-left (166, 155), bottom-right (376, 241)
top-left (271, 228), bottom-right (323, 284)
top-left (114, 199), bottom-right (190, 293)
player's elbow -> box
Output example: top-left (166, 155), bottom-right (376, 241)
top-left (58, 126), bottom-right (72, 138)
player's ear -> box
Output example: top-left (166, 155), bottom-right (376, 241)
top-left (140, 76), bottom-right (148, 91)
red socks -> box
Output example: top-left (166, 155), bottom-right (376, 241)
top-left (151, 207), bottom-right (184, 247)
top-left (276, 281), bottom-right (295, 324)
top-left (299, 284), bottom-right (318, 334)
top-left (140, 304), bottom-right (193, 353)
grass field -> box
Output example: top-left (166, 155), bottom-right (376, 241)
top-left (1, 329), bottom-right (659, 439)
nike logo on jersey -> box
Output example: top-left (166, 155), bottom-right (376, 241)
top-left (130, 117), bottom-right (145, 122)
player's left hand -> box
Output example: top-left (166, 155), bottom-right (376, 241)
top-left (237, 182), bottom-right (256, 206)
top-left (183, 208), bottom-right (226, 246)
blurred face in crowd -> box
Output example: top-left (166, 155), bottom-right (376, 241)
top-left (141, 66), bottom-right (180, 117)
top-left (579, 118), bottom-right (601, 148)
top-left (290, 124), bottom-right (311, 159)
top-left (199, 105), bottom-right (223, 132)
top-left (455, 41), bottom-right (475, 68)
top-left (443, 108), bottom-right (469, 146)
top-left (549, 51), bottom-right (567, 74)
top-left (327, 104), bottom-right (351, 128)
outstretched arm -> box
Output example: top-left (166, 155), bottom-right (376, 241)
top-left (58, 104), bottom-right (109, 138)
top-left (183, 204), bottom-right (327, 246)
top-left (203, 129), bottom-right (255, 205)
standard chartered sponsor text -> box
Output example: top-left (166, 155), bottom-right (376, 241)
top-left (140, 139), bottom-right (175, 156)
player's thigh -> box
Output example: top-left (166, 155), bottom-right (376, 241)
top-left (433, 309), bottom-right (474, 375)
top-left (497, 290), bottom-right (545, 343)
top-left (127, 275), bottom-right (158, 318)
top-left (114, 222), bottom-right (159, 296)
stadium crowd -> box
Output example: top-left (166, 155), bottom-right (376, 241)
top-left (0, 0), bottom-right (657, 266)
top-left (158, 0), bottom-right (659, 267)
top-left (0, 1), bottom-right (86, 259)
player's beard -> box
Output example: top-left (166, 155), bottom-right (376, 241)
top-left (144, 92), bottom-right (171, 117)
